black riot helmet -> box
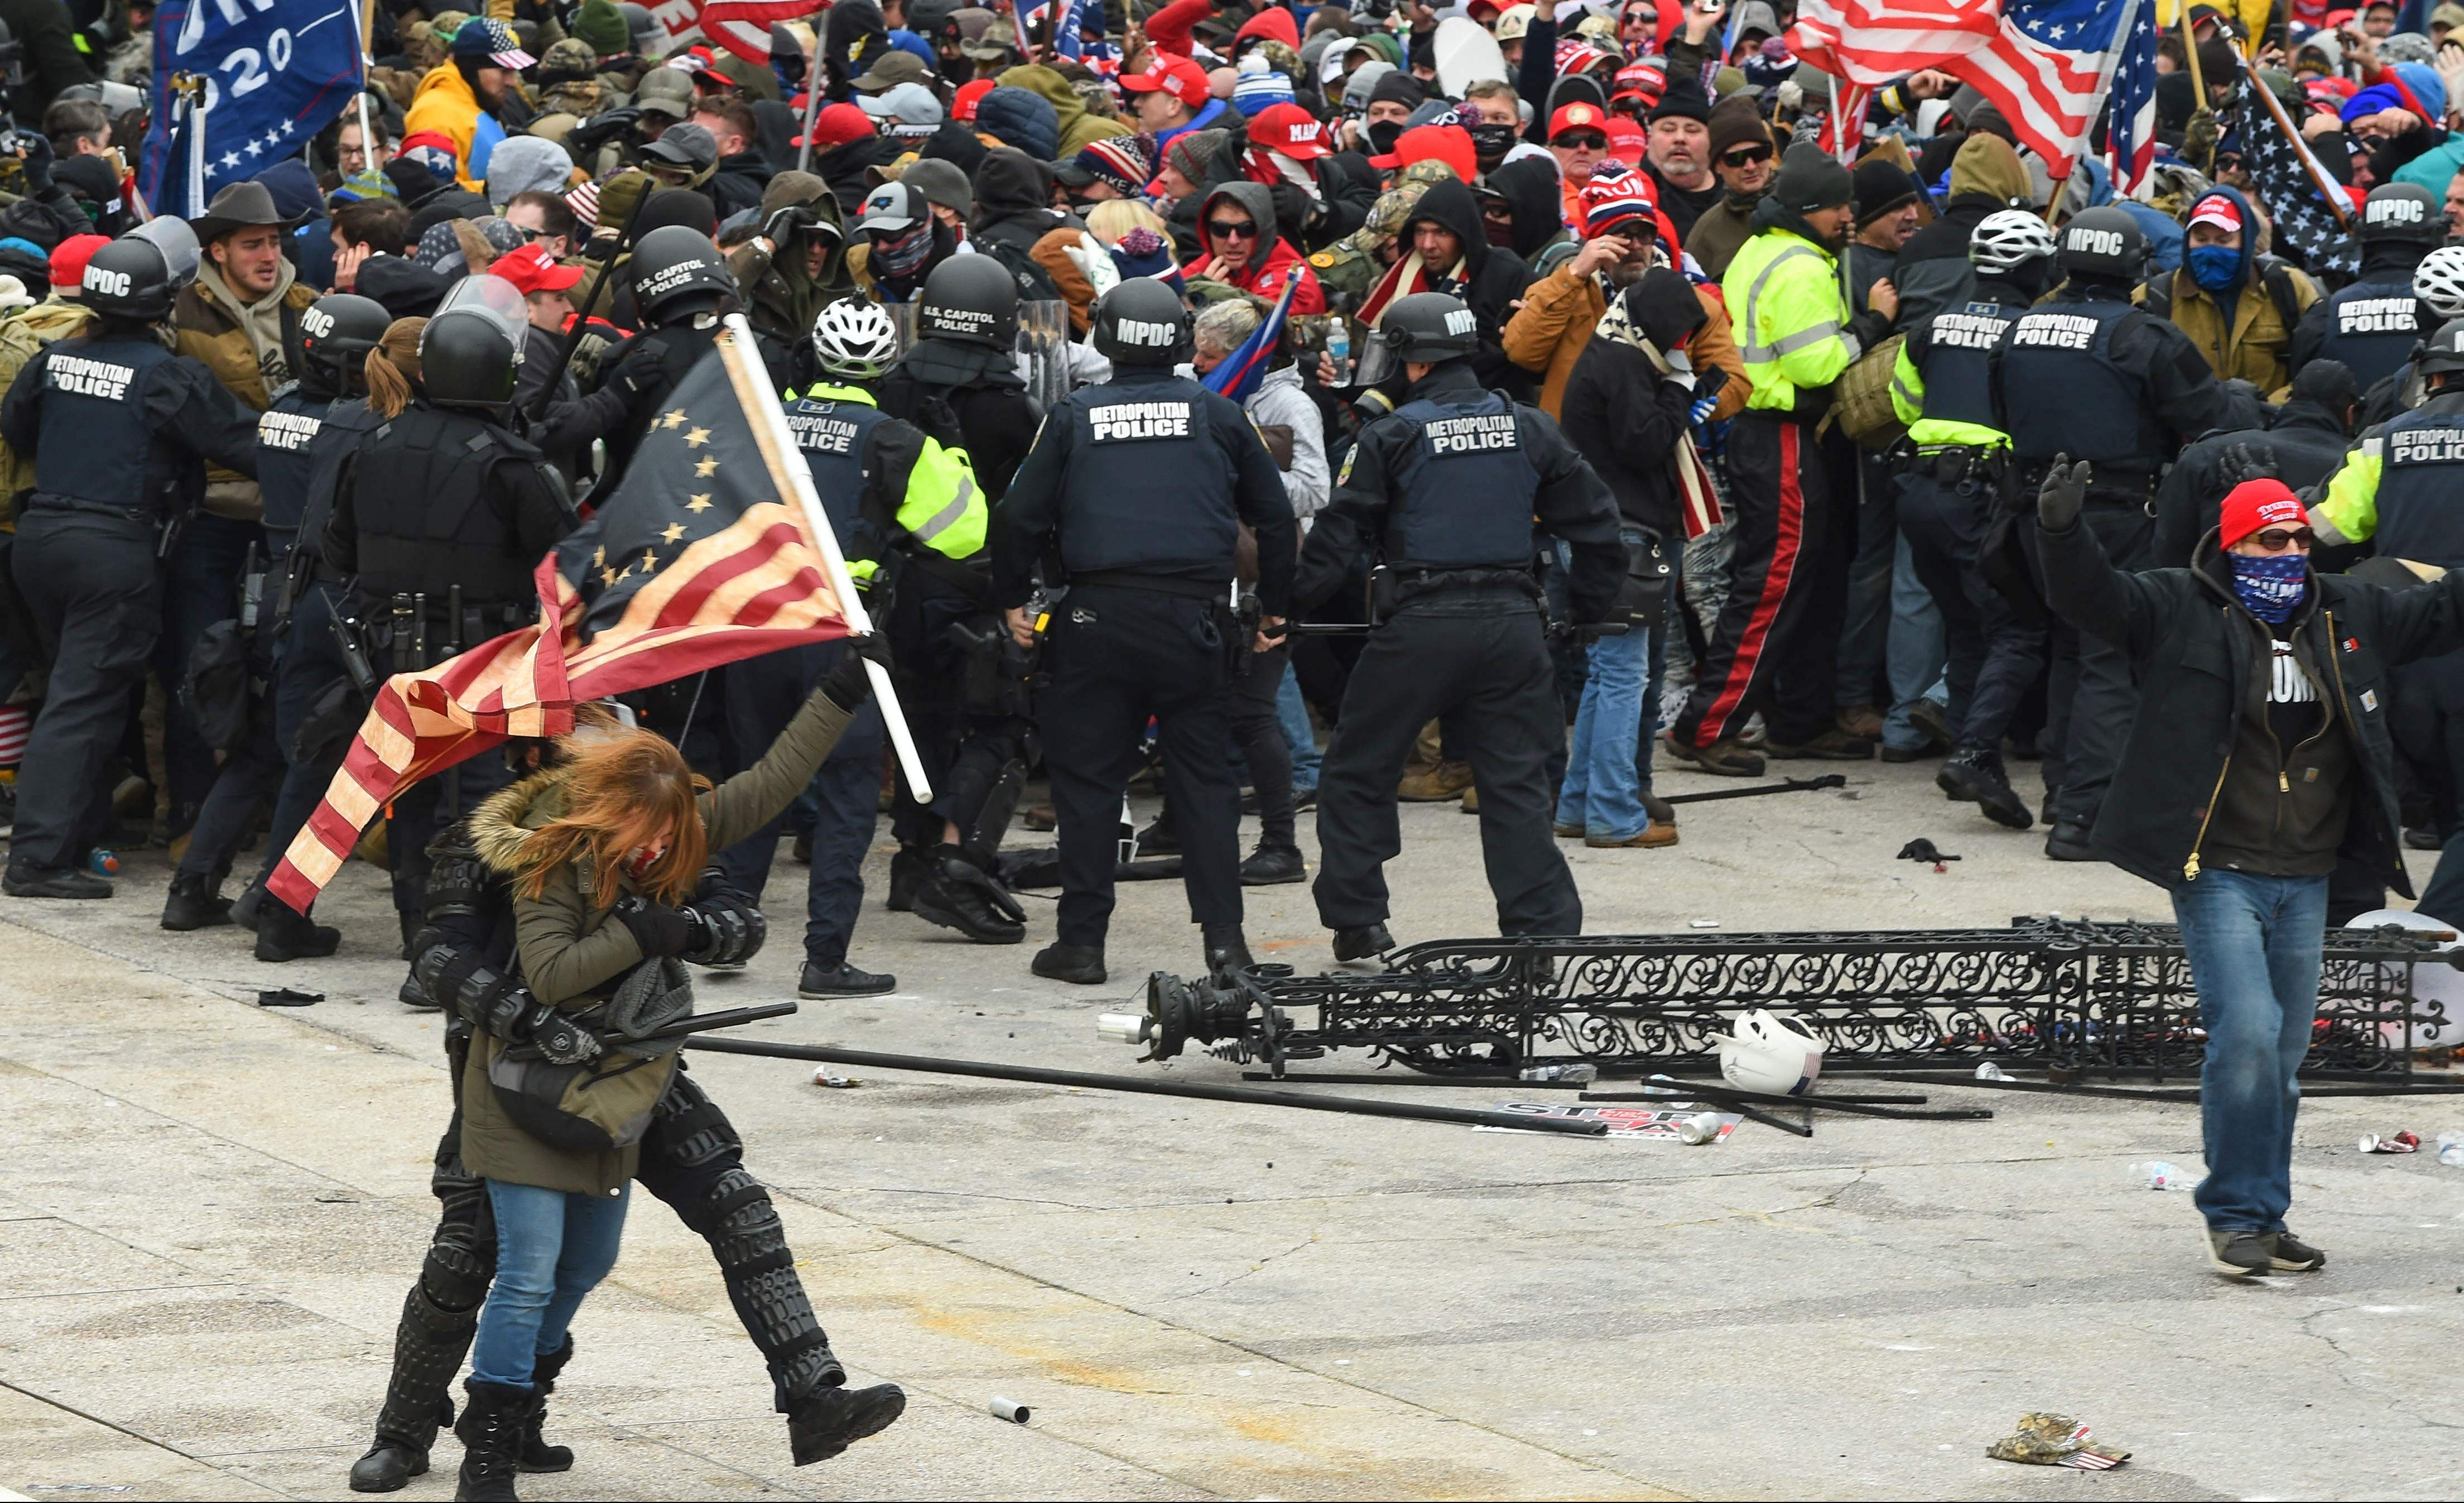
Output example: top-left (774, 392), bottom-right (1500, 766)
top-left (2053, 207), bottom-right (2149, 285)
top-left (2360, 181), bottom-right (2443, 248)
top-left (420, 277), bottom-right (527, 413)
top-left (1091, 278), bottom-right (1191, 367)
top-left (297, 292), bottom-right (391, 398)
top-left (2416, 316), bottom-right (2464, 379)
top-left (78, 236), bottom-right (177, 322)
top-left (917, 254), bottom-right (1018, 349)
top-left (1377, 291), bottom-right (1481, 366)
top-left (629, 224), bottom-right (739, 325)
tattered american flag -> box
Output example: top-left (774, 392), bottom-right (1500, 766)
top-left (697, 0), bottom-right (820, 64)
top-left (266, 337), bottom-right (851, 914)
top-left (2237, 62), bottom-right (2359, 281)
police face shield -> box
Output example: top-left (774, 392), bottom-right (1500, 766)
top-left (124, 216), bottom-right (200, 290)
top-left (431, 275), bottom-right (531, 364)
top-left (1353, 320), bottom-right (1406, 388)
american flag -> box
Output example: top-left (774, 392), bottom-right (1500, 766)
top-left (1786, 0), bottom-right (2003, 87)
top-left (1817, 81), bottom-right (1876, 163)
top-left (267, 339), bottom-right (852, 914)
top-left (1942, 0), bottom-right (2152, 180)
top-left (2236, 60), bottom-right (2359, 281)
top-left (1020, 0), bottom-right (1087, 60)
top-left (2102, 0), bottom-right (2159, 193)
top-left (1200, 276), bottom-right (1296, 403)
top-left (697, 0), bottom-right (819, 64)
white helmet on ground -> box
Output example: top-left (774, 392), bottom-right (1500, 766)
top-left (2415, 245), bottom-right (2464, 322)
top-left (810, 297), bottom-right (901, 382)
top-left (1715, 1010), bottom-right (1825, 1096)
top-left (1969, 209), bottom-right (2059, 275)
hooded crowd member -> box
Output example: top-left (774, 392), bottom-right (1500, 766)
top-left (1305, 161), bottom-right (1447, 311)
top-left (1000, 63), bottom-right (1134, 155)
top-left (850, 180), bottom-right (958, 302)
top-left (2142, 188), bottom-right (2321, 398)
top-left (971, 148), bottom-right (1092, 316)
top-left (1670, 144), bottom-right (1896, 776)
top-left (406, 17), bottom-right (535, 189)
top-left (1358, 176), bottom-right (1533, 398)
top-left (974, 84), bottom-right (1061, 162)
top-left (1679, 95), bottom-right (1777, 277)
top-left (1889, 130), bottom-right (2031, 323)
top-left (726, 170), bottom-right (855, 385)
top-left (1485, 155), bottom-right (1574, 268)
top-left (1505, 161), bottom-right (1741, 419)
top-left (1183, 181), bottom-right (1327, 314)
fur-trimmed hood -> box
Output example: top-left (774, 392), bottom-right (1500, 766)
top-left (468, 766), bottom-right (571, 876)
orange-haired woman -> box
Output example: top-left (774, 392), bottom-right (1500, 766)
top-left (442, 644), bottom-right (894, 1500)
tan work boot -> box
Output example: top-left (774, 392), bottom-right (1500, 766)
top-left (1398, 758), bottom-right (1474, 801)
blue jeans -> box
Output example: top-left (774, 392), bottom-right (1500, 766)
top-left (1557, 613), bottom-right (1653, 839)
top-left (1276, 670), bottom-right (1321, 794)
top-left (2171, 871), bottom-right (2328, 1233)
top-left (1880, 537), bottom-right (1949, 753)
top-left (471, 1180), bottom-right (631, 1387)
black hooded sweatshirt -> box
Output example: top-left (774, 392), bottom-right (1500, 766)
top-left (1486, 155), bottom-right (1566, 263)
top-left (1401, 176), bottom-right (1536, 399)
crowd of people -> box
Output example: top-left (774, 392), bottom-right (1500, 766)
top-left (15, 0), bottom-right (2464, 1487)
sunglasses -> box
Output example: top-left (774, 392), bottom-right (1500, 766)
top-left (1721, 143), bottom-right (1774, 167)
top-left (511, 225), bottom-right (548, 243)
top-left (2249, 527), bottom-right (2317, 551)
top-left (1555, 132), bottom-right (1608, 150)
top-left (1206, 219), bottom-right (1259, 239)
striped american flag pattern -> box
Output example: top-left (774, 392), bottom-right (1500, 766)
top-left (1786, 0), bottom-right (2003, 87)
top-left (697, 0), bottom-right (823, 64)
top-left (267, 345), bottom-right (851, 915)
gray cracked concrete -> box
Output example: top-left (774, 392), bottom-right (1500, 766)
top-left (3, 752), bottom-right (2463, 1501)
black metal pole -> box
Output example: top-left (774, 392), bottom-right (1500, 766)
top-left (636, 1000), bottom-right (800, 1043)
top-left (527, 176), bottom-right (657, 421)
top-left (1659, 774), bottom-right (1847, 806)
top-left (1585, 1076), bottom-right (1991, 1121)
top-left (684, 1036), bottom-right (1612, 1135)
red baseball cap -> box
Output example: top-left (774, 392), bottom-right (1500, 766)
top-left (49, 233), bottom-right (108, 292)
top-left (1548, 100), bottom-right (1610, 141)
top-left (795, 102), bottom-right (876, 149)
top-left (1604, 116), bottom-right (1648, 164)
top-left (1369, 123), bottom-right (1477, 181)
top-left (2220, 478), bottom-right (2308, 551)
top-left (2187, 195), bottom-right (2242, 235)
top-left (490, 243), bottom-right (585, 296)
top-left (1248, 102), bottom-right (1330, 160)
top-left (1120, 55), bottom-right (1210, 108)
top-left (954, 77), bottom-right (995, 121)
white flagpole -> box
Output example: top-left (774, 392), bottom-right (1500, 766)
top-left (349, 0), bottom-right (377, 179)
top-left (185, 81), bottom-right (208, 215)
top-left (716, 313), bottom-right (934, 804)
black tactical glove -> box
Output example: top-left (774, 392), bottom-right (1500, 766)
top-left (2037, 454), bottom-right (2090, 533)
top-left (761, 203), bottom-right (822, 246)
top-left (612, 894), bottom-right (696, 957)
top-left (2216, 440), bottom-right (2278, 487)
top-left (527, 1006), bottom-right (604, 1065)
top-left (16, 132), bottom-right (54, 195)
top-left (682, 872), bottom-right (768, 966)
top-left (820, 632), bottom-right (891, 710)
top-left (566, 105), bottom-right (642, 153)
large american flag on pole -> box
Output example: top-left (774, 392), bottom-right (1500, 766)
top-left (695, 0), bottom-right (820, 64)
top-left (266, 339), bottom-right (852, 914)
top-left (1788, 0), bottom-right (2162, 191)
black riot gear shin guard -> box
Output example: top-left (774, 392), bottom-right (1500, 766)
top-left (350, 1140), bottom-right (496, 1492)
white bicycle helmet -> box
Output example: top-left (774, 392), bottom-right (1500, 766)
top-left (2415, 244), bottom-right (2464, 321)
top-left (810, 297), bottom-right (902, 382)
top-left (1969, 208), bottom-right (2059, 275)
top-left (1715, 1010), bottom-right (1825, 1096)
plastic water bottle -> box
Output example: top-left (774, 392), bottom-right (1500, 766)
top-left (1324, 323), bottom-right (1351, 386)
top-left (2130, 1161), bottom-right (2185, 1190)
top-left (1519, 1062), bottom-right (1597, 1084)
top-left (2439, 1131), bottom-right (2464, 1168)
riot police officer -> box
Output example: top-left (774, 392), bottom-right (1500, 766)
top-left (1886, 210), bottom-right (2055, 832)
top-left (1297, 292), bottom-right (1625, 959)
top-left (992, 279), bottom-right (1294, 984)
top-left (1, 229), bottom-right (261, 899)
top-left (591, 224), bottom-right (740, 483)
top-left (167, 292), bottom-right (395, 935)
top-left (875, 257), bottom-right (1046, 925)
top-left (325, 277), bottom-right (579, 954)
top-left (239, 292), bottom-right (394, 962)
top-left (2291, 182), bottom-right (2443, 393)
top-left (1988, 207), bottom-right (2248, 861)
top-left (783, 298), bottom-right (1027, 983)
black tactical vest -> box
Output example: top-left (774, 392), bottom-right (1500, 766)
top-left (256, 387), bottom-right (326, 559)
top-left (1054, 373), bottom-right (1238, 578)
top-left (350, 404), bottom-right (550, 604)
top-left (1383, 388), bottom-right (1543, 569)
top-left (293, 397), bottom-right (383, 569)
top-left (1999, 296), bottom-right (2169, 468)
top-left (1913, 297), bottom-right (2028, 433)
top-left (786, 391), bottom-right (893, 539)
top-left (28, 335), bottom-right (181, 514)
top-left (2314, 275), bottom-right (2423, 393)
top-left (2370, 407), bottom-right (2464, 568)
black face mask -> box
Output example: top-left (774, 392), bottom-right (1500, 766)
top-left (1365, 119), bottom-right (1404, 157)
top-left (1469, 123), bottom-right (1517, 162)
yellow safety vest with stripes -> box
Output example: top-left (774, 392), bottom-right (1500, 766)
top-left (797, 382), bottom-right (988, 576)
top-left (1722, 228), bottom-right (1860, 414)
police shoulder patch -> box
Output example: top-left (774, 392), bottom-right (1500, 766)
top-left (1336, 449), bottom-right (1356, 486)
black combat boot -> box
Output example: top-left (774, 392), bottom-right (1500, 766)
top-left (348, 1396), bottom-right (453, 1493)
top-left (161, 871), bottom-right (234, 930)
top-left (787, 1376), bottom-right (908, 1465)
top-left (1332, 921), bottom-right (1393, 964)
top-left (1937, 747), bottom-right (2033, 830)
top-left (453, 1379), bottom-right (532, 1502)
top-left (257, 899), bottom-right (343, 962)
top-left (1202, 921), bottom-right (1252, 974)
top-left (1238, 843), bottom-right (1305, 885)
top-left (348, 1282), bottom-right (478, 1492)
top-left (517, 1338), bottom-right (575, 1473)
top-left (1031, 942), bottom-right (1106, 985)
top-left (886, 844), bottom-right (928, 911)
top-left (911, 845), bottom-right (1026, 944)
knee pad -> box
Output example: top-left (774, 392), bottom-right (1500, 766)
top-left (418, 1238), bottom-right (493, 1315)
top-left (699, 1166), bottom-right (793, 1277)
top-left (652, 1074), bottom-right (745, 1173)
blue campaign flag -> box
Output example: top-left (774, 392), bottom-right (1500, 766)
top-left (1200, 275), bottom-right (1298, 406)
top-left (138, 0), bottom-right (366, 216)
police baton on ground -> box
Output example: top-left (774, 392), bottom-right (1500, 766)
top-left (716, 312), bottom-right (934, 803)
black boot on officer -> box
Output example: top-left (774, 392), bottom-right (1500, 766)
top-left (990, 278), bottom-right (1297, 983)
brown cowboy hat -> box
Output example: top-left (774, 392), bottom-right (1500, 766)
top-left (187, 180), bottom-right (302, 243)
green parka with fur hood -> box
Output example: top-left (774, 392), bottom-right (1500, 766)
top-left (459, 685), bottom-right (856, 1195)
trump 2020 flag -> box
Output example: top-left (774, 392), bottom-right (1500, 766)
top-left (139, 0), bottom-right (367, 216)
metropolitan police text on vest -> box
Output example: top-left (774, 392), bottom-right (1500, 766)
top-left (1089, 400), bottom-right (1192, 441)
top-left (1423, 414), bottom-right (1519, 454)
top-left (2391, 430), bottom-right (2464, 464)
top-left (2010, 314), bottom-right (2099, 350)
top-left (259, 409), bottom-right (323, 452)
top-left (49, 353), bottom-right (136, 401)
